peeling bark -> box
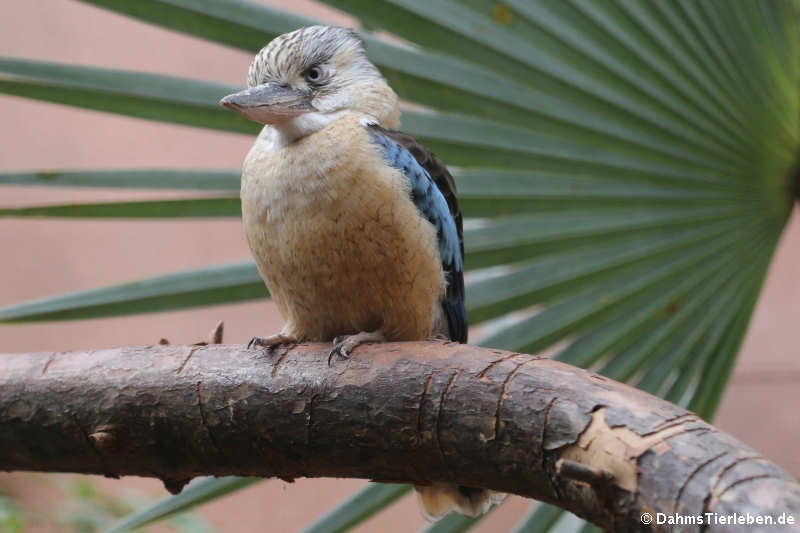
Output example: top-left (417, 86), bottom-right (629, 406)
top-left (0, 341), bottom-right (798, 532)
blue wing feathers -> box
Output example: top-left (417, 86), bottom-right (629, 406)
top-left (367, 130), bottom-right (462, 270)
top-left (367, 126), bottom-right (467, 343)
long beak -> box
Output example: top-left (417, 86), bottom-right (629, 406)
top-left (219, 84), bottom-right (315, 124)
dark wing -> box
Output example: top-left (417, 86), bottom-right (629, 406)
top-left (367, 124), bottom-right (467, 343)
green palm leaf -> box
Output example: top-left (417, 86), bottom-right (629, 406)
top-left (1, 0), bottom-right (796, 531)
top-left (299, 483), bottom-right (411, 533)
top-left (0, 57), bottom-right (255, 133)
top-left (0, 169), bottom-right (239, 190)
top-left (0, 262), bottom-right (265, 323)
top-left (1, 56), bottom-right (739, 187)
top-left (79, 0), bottom-right (756, 176)
top-left (420, 513), bottom-right (483, 533)
top-left (512, 503), bottom-right (563, 533)
top-left (105, 476), bottom-right (260, 533)
top-left (0, 211), bottom-right (740, 322)
top-left (0, 168), bottom-right (737, 220)
top-left (0, 197), bottom-right (240, 218)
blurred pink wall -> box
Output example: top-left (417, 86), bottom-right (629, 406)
top-left (1, 1), bottom-right (797, 531)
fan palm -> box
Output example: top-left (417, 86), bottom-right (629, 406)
top-left (0, 1), bottom-right (797, 532)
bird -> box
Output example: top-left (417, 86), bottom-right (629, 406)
top-left (220, 25), bottom-right (505, 520)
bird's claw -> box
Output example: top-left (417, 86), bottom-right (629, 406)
top-left (327, 343), bottom-right (351, 366)
top-left (248, 334), bottom-right (296, 351)
top-left (327, 330), bottom-right (385, 366)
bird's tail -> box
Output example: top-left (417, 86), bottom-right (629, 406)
top-left (415, 483), bottom-right (507, 521)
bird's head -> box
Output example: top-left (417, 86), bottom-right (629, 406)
top-left (220, 26), bottom-right (400, 141)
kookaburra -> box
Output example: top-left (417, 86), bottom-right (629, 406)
top-left (220, 25), bottom-right (505, 520)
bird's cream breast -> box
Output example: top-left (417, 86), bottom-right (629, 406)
top-left (241, 116), bottom-right (444, 342)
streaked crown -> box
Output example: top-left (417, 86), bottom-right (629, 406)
top-left (246, 25), bottom-right (400, 128)
top-left (248, 26), bottom-right (377, 88)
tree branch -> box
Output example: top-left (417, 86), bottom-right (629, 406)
top-left (1, 341), bottom-right (798, 532)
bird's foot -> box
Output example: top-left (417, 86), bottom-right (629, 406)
top-left (328, 330), bottom-right (385, 366)
top-left (248, 333), bottom-right (297, 351)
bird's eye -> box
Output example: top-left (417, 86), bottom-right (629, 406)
top-left (305, 66), bottom-right (323, 83)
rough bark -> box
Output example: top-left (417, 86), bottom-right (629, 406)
top-left (1, 341), bottom-right (798, 532)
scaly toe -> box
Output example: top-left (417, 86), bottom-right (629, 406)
top-left (328, 330), bottom-right (385, 366)
top-left (248, 334), bottom-right (296, 351)
top-left (328, 344), bottom-right (351, 366)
